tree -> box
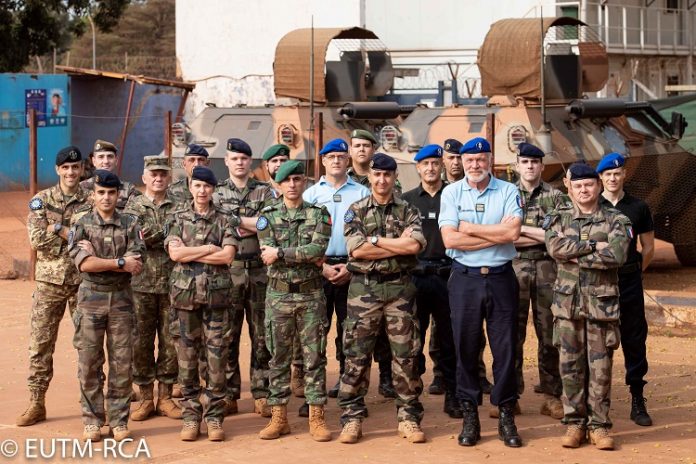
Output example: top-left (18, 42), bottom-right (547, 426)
top-left (0, 0), bottom-right (130, 72)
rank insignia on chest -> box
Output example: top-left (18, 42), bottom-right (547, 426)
top-left (104, 236), bottom-right (112, 243)
top-left (525, 217), bottom-right (535, 225)
top-left (195, 233), bottom-right (205, 240)
top-left (580, 233), bottom-right (589, 241)
top-left (29, 198), bottom-right (43, 210)
top-left (333, 194), bottom-right (342, 202)
top-left (256, 216), bottom-right (269, 231)
top-left (516, 194), bottom-right (525, 208)
top-left (475, 203), bottom-right (485, 213)
top-left (428, 211), bottom-right (437, 220)
top-left (344, 209), bottom-right (355, 223)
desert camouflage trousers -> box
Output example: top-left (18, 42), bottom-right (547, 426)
top-left (133, 291), bottom-right (178, 385)
top-left (554, 317), bottom-right (620, 429)
top-left (513, 257), bottom-right (562, 397)
top-left (27, 281), bottom-right (78, 393)
top-left (338, 275), bottom-right (423, 425)
top-left (72, 286), bottom-right (134, 428)
top-left (265, 288), bottom-right (328, 405)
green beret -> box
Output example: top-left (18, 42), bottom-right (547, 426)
top-left (350, 129), bottom-right (377, 144)
top-left (263, 144), bottom-right (290, 161)
top-left (275, 159), bottom-right (305, 183)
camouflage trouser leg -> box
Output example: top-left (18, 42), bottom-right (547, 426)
top-left (339, 276), bottom-right (423, 425)
top-left (73, 287), bottom-right (134, 428)
top-left (27, 281), bottom-right (79, 393)
top-left (177, 306), bottom-right (229, 422)
top-left (554, 317), bottom-right (619, 429)
top-left (133, 292), bottom-right (178, 385)
top-left (428, 317), bottom-right (442, 378)
top-left (513, 258), bottom-right (561, 397)
top-left (292, 330), bottom-right (304, 368)
top-left (225, 265), bottom-right (270, 400)
top-left (265, 289), bottom-right (328, 405)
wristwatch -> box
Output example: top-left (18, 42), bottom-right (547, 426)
top-left (53, 223), bottom-right (63, 234)
top-left (117, 257), bottom-right (126, 269)
top-left (370, 236), bottom-right (379, 246)
top-left (277, 248), bottom-right (285, 260)
top-left (588, 239), bottom-right (597, 253)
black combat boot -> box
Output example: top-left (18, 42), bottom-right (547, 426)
top-left (498, 401), bottom-right (523, 447)
top-left (444, 391), bottom-right (463, 418)
top-left (457, 401), bottom-right (480, 446)
top-left (630, 394), bottom-right (653, 426)
top-left (378, 365), bottom-right (397, 399)
top-left (428, 376), bottom-right (445, 395)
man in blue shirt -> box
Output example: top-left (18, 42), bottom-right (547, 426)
top-left (304, 138), bottom-right (370, 399)
top-left (439, 137), bottom-right (523, 448)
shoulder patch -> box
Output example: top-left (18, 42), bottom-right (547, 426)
top-left (541, 214), bottom-right (555, 230)
top-left (344, 209), bottom-right (355, 223)
top-left (626, 225), bottom-right (634, 239)
top-left (256, 216), bottom-right (269, 231)
top-left (29, 198), bottom-right (43, 211)
top-left (516, 194), bottom-right (525, 208)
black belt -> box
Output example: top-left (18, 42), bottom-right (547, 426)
top-left (412, 259), bottom-right (452, 277)
top-left (232, 253), bottom-right (263, 269)
top-left (453, 261), bottom-right (512, 276)
top-left (517, 248), bottom-right (549, 260)
top-left (357, 271), bottom-right (405, 283)
top-left (268, 277), bottom-right (322, 293)
top-left (325, 256), bottom-right (348, 265)
top-left (619, 262), bottom-right (641, 275)
top-left (81, 280), bottom-right (130, 292)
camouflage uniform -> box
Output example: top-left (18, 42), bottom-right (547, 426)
top-left (213, 178), bottom-right (274, 400)
top-left (124, 194), bottom-right (178, 386)
top-left (26, 185), bottom-right (89, 394)
top-left (257, 201), bottom-right (331, 404)
top-left (339, 194), bottom-right (425, 424)
top-left (69, 210), bottom-right (145, 428)
top-left (545, 204), bottom-right (630, 429)
top-left (164, 203), bottom-right (239, 423)
top-left (168, 177), bottom-right (193, 209)
top-left (513, 181), bottom-right (570, 397)
top-left (80, 177), bottom-right (141, 212)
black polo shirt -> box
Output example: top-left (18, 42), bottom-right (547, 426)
top-left (402, 182), bottom-right (448, 261)
top-left (600, 191), bottom-right (654, 266)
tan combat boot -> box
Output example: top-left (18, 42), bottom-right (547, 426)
top-left (112, 425), bottom-right (131, 442)
top-left (172, 383), bottom-right (183, 398)
top-left (259, 405), bottom-right (291, 439)
top-left (16, 390), bottom-right (46, 426)
top-left (130, 384), bottom-right (155, 421)
top-left (589, 427), bottom-right (615, 450)
top-left (540, 395), bottom-right (565, 420)
top-left (82, 424), bottom-right (102, 442)
top-left (291, 366), bottom-right (305, 398)
top-left (338, 420), bottom-right (362, 444)
top-left (254, 397), bottom-right (271, 417)
top-left (156, 383), bottom-right (182, 419)
top-left (561, 424), bottom-right (587, 448)
top-left (308, 405), bottom-right (332, 442)
top-left (398, 420), bottom-right (426, 443)
top-left (206, 419), bottom-right (225, 441)
top-left (180, 421), bottom-right (200, 441)
top-left (489, 401), bottom-right (521, 418)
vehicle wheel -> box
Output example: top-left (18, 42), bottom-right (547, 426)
top-left (674, 244), bottom-right (696, 267)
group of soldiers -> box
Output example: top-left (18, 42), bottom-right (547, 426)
top-left (17, 128), bottom-right (654, 451)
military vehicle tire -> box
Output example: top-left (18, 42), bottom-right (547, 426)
top-left (674, 245), bottom-right (696, 267)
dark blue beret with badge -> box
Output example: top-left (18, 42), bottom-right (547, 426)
top-left (568, 162), bottom-right (599, 180)
top-left (460, 137), bottom-right (491, 154)
top-left (191, 166), bottom-right (217, 185)
top-left (369, 152), bottom-right (397, 171)
top-left (226, 138), bottom-right (252, 156)
top-left (93, 169), bottom-right (121, 188)
top-left (443, 139), bottom-right (463, 155)
top-left (56, 146), bottom-right (82, 166)
top-left (275, 159), bottom-right (305, 183)
top-left (414, 144), bottom-right (443, 162)
top-left (185, 144), bottom-right (209, 158)
top-left (596, 152), bottom-right (625, 173)
top-left (517, 142), bottom-right (545, 158)
top-left (319, 138), bottom-right (349, 155)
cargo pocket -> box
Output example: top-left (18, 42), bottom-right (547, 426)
top-left (551, 284), bottom-right (575, 319)
top-left (589, 285), bottom-right (619, 321)
top-left (207, 275), bottom-right (232, 309)
top-left (72, 310), bottom-right (83, 350)
top-left (604, 323), bottom-right (621, 350)
top-left (170, 273), bottom-right (195, 310)
top-left (264, 318), bottom-right (275, 356)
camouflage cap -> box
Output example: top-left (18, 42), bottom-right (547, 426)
top-left (143, 155), bottom-right (171, 171)
top-left (350, 129), bottom-right (377, 144)
top-left (263, 144), bottom-right (290, 161)
top-left (275, 159), bottom-right (305, 183)
top-left (93, 139), bottom-right (117, 154)
top-left (55, 146), bottom-right (82, 166)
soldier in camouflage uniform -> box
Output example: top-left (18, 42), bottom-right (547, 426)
top-left (544, 163), bottom-right (630, 451)
top-left (80, 140), bottom-right (140, 212)
top-left (124, 156), bottom-right (181, 421)
top-left (338, 153), bottom-right (426, 444)
top-left (255, 160), bottom-right (333, 441)
top-left (165, 166), bottom-right (238, 442)
top-left (511, 143), bottom-right (568, 421)
top-left (69, 170), bottom-right (146, 442)
top-left (213, 138), bottom-right (274, 417)
top-left (17, 146), bottom-right (89, 427)
top-left (262, 143), bottom-right (289, 200)
top-left (169, 144), bottom-right (210, 209)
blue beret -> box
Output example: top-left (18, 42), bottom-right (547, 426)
top-left (191, 166), bottom-right (217, 186)
top-left (569, 162), bottom-right (599, 181)
top-left (517, 142), bottom-right (545, 158)
top-left (56, 146), bottom-right (82, 165)
top-left (319, 138), bottom-right (349, 155)
top-left (443, 139), bottom-right (463, 154)
top-left (596, 152), bottom-right (625, 173)
top-left (185, 144), bottom-right (209, 158)
top-left (460, 137), bottom-right (491, 154)
top-left (370, 152), bottom-right (397, 171)
top-left (275, 159), bottom-right (305, 183)
top-left (414, 144), bottom-right (443, 162)
top-left (226, 138), bottom-right (252, 156)
top-left (93, 169), bottom-right (121, 189)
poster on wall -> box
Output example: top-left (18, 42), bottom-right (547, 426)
top-left (25, 88), bottom-right (68, 127)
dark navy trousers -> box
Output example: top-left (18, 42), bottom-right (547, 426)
top-left (618, 268), bottom-right (649, 393)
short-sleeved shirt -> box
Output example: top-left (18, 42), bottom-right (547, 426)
top-left (402, 182), bottom-right (448, 261)
top-left (303, 176), bottom-right (370, 257)
top-left (600, 192), bottom-right (654, 266)
top-left (439, 175), bottom-right (523, 267)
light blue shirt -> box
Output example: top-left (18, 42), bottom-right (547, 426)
top-left (438, 175), bottom-right (523, 267)
top-left (303, 176), bottom-right (370, 256)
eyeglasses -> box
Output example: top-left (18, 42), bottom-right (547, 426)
top-left (324, 154), bottom-right (348, 162)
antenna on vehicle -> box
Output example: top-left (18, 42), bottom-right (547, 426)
top-left (537, 5), bottom-right (553, 153)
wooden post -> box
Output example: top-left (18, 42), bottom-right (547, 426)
top-left (165, 111), bottom-right (172, 165)
top-left (29, 109), bottom-right (38, 281)
top-left (117, 80), bottom-right (137, 176)
top-left (313, 111), bottom-right (323, 180)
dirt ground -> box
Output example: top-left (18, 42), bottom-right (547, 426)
top-left (0, 191), bottom-right (695, 463)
